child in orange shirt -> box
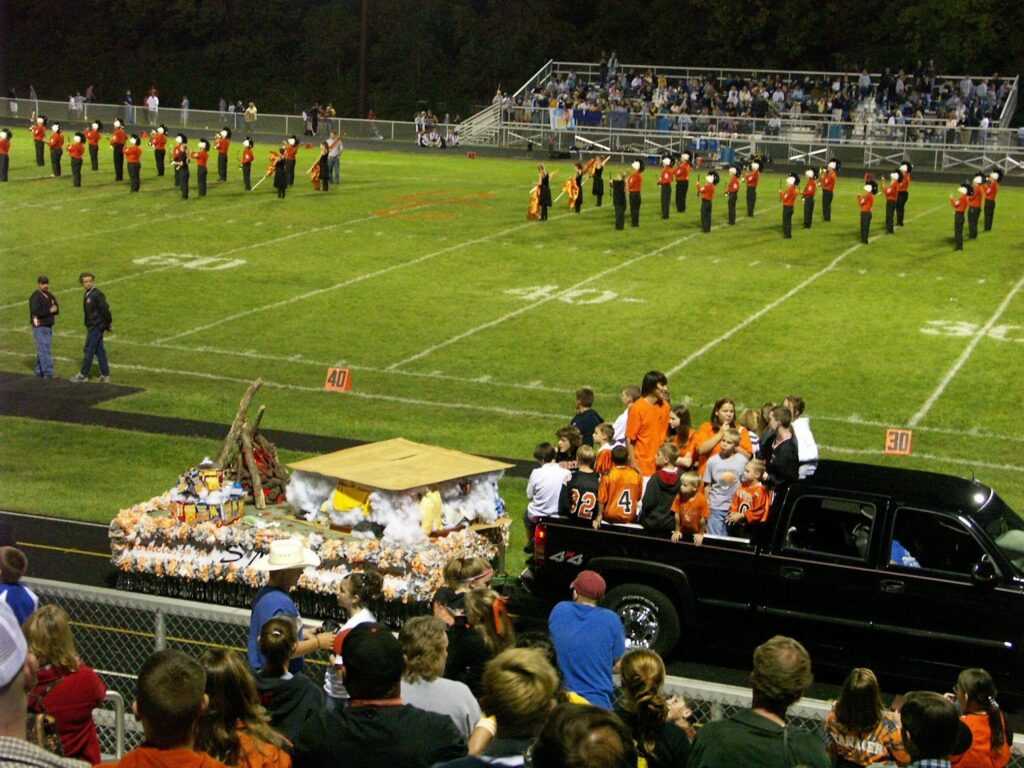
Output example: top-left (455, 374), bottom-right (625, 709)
top-left (726, 460), bottom-right (770, 537)
top-left (595, 445), bottom-right (642, 528)
top-left (672, 472), bottom-right (709, 545)
top-left (593, 423), bottom-right (615, 477)
top-left (670, 405), bottom-right (697, 469)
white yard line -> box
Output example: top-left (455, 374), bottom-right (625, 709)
top-left (908, 272), bottom-right (1024, 427)
top-left (819, 444), bottom-right (1024, 474)
top-left (387, 210), bottom-right (767, 371)
top-left (666, 204), bottom-right (944, 376)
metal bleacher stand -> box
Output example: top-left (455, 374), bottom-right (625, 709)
top-left (25, 576), bottom-right (1024, 766)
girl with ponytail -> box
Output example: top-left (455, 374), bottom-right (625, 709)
top-left (445, 588), bottom-right (514, 699)
top-left (616, 649), bottom-right (691, 768)
top-left (953, 668), bottom-right (1011, 768)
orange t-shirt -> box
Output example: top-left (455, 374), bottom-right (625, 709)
top-left (729, 483), bottom-right (772, 523)
top-left (674, 490), bottom-right (710, 534)
top-left (951, 712), bottom-right (1010, 768)
top-left (779, 186), bottom-right (798, 206)
top-left (598, 465), bottom-right (642, 523)
top-left (694, 422), bottom-right (754, 477)
top-left (594, 446), bottom-right (614, 476)
top-left (673, 428), bottom-right (699, 468)
top-left (626, 398), bottom-right (671, 476)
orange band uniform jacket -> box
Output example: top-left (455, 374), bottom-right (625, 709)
top-left (802, 178), bottom-right (817, 198)
top-left (598, 465), bottom-right (643, 523)
top-left (659, 166), bottom-right (674, 186)
top-left (882, 182), bottom-right (899, 201)
top-left (726, 176), bottom-right (740, 194)
top-left (697, 182), bottom-right (715, 201)
top-left (192, 149), bottom-right (209, 167)
top-left (283, 145), bottom-right (298, 161)
top-left (821, 169), bottom-right (836, 192)
top-left (215, 137), bottom-right (230, 155)
top-left (85, 128), bottom-right (101, 146)
top-left (151, 134), bottom-right (167, 151)
top-left (48, 132), bottom-right (64, 150)
top-left (627, 171), bottom-right (643, 192)
top-left (744, 169), bottom-right (759, 188)
top-left (31, 123), bottom-right (46, 141)
top-left (241, 148), bottom-right (254, 165)
top-left (674, 162), bottom-right (691, 182)
top-left (968, 185), bottom-right (984, 208)
top-left (125, 145), bottom-right (142, 164)
top-left (984, 180), bottom-right (998, 201)
top-left (68, 141), bottom-right (85, 159)
top-left (951, 194), bottom-right (969, 213)
top-left (898, 172), bottom-right (911, 192)
top-left (779, 186), bottom-right (798, 207)
top-left (0, 137), bottom-right (10, 154)
top-left (110, 128), bottom-right (127, 146)
top-left (858, 193), bottom-right (874, 212)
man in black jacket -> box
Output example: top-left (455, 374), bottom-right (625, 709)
top-left (29, 276), bottom-right (59, 378)
top-left (69, 272), bottom-right (112, 383)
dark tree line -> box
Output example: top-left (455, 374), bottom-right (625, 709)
top-left (1, 0), bottom-right (1021, 121)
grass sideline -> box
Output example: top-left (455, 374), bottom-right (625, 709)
top-left (1, 138), bottom-right (1022, 582)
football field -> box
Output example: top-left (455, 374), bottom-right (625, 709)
top-left (2, 140), bottom-right (1022, 544)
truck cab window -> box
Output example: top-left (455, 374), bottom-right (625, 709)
top-left (783, 496), bottom-right (874, 562)
top-left (889, 508), bottom-right (985, 576)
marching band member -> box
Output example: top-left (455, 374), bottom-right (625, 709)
top-left (725, 164), bottom-right (740, 225)
top-left (882, 170), bottom-right (900, 233)
top-left (612, 171), bottom-right (627, 230)
top-left (215, 127), bottom-right (231, 182)
top-left (192, 139), bottom-right (210, 196)
top-left (627, 159), bottom-right (644, 227)
top-left (967, 172), bottom-right (984, 239)
top-left (240, 137), bottom-right (254, 191)
top-left (895, 161), bottom-right (912, 225)
top-left (283, 135), bottom-right (298, 186)
top-left (573, 162), bottom-right (584, 213)
top-left (150, 125), bottom-right (168, 176)
top-left (658, 155), bottom-right (674, 219)
top-left (175, 135), bottom-right (190, 199)
top-left (950, 180), bottom-right (970, 251)
top-left (31, 115), bottom-right (47, 166)
top-left (696, 169), bottom-right (718, 233)
top-left (801, 168), bottom-right (817, 229)
top-left (674, 150), bottom-right (691, 212)
top-left (85, 121), bottom-right (102, 171)
top-left (744, 159), bottom-right (760, 217)
top-left (0, 128), bottom-right (11, 182)
top-left (125, 134), bottom-right (142, 192)
top-left (591, 155), bottom-right (609, 207)
top-left (110, 118), bottom-right (127, 181)
top-left (857, 179), bottom-right (877, 243)
top-left (68, 132), bottom-right (86, 187)
top-left (47, 122), bottom-right (64, 177)
top-left (984, 168), bottom-right (1002, 231)
top-left (273, 145), bottom-right (289, 198)
top-left (779, 172), bottom-right (799, 238)
top-left (820, 159), bottom-right (840, 222)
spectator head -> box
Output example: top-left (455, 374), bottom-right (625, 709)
top-left (621, 385), bottom-right (641, 405)
top-left (835, 667), bottom-right (884, 732)
top-left (257, 617), bottom-right (297, 675)
top-left (783, 396), bottom-right (806, 418)
top-left (619, 649), bottom-right (669, 757)
top-left (575, 387), bottom-right (595, 409)
top-left (534, 442), bottom-right (556, 465)
top-left (670, 405), bottom-right (692, 436)
top-left (657, 442), bottom-right (679, 468)
top-left (399, 615), bottom-right (448, 683)
top-left (900, 691), bottom-right (969, 760)
top-left (134, 650), bottom-right (208, 750)
top-left (465, 589), bottom-right (515, 655)
top-left (611, 444), bottom-right (629, 466)
top-left (22, 605), bottom-right (80, 673)
top-left (570, 570), bottom-right (606, 605)
top-left (0, 546), bottom-right (27, 584)
top-left (749, 635), bottom-right (813, 718)
top-left (770, 405), bottom-right (793, 430)
top-left (481, 647), bottom-right (559, 739)
top-left (640, 371), bottom-right (668, 398)
top-left (338, 569), bottom-right (384, 614)
top-left (955, 668), bottom-right (1005, 751)
top-left (594, 423), bottom-right (615, 445)
top-left (531, 703), bottom-right (637, 768)
top-left (442, 556), bottom-right (492, 591)
top-left (338, 623), bottom-right (404, 700)
top-left (737, 408), bottom-right (760, 434)
top-left (555, 426), bottom-right (583, 456)
top-left (0, 600), bottom-right (33, 722)
top-left (576, 445), bottom-right (595, 469)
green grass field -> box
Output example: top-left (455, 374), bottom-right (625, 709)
top-left (2, 138), bottom-right (1022, 578)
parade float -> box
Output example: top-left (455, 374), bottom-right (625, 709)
top-left (110, 380), bottom-right (512, 622)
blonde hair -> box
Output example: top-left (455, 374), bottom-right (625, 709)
top-left (465, 589), bottom-right (515, 655)
top-left (620, 649), bottom-right (668, 760)
top-left (658, 442), bottom-right (680, 464)
top-left (400, 616), bottom-right (448, 683)
top-left (746, 459), bottom-right (765, 477)
top-left (23, 605), bottom-right (80, 672)
top-left (481, 647), bottom-right (559, 738)
top-left (737, 408), bottom-right (760, 434)
top-left (680, 471), bottom-right (701, 490)
top-left (721, 427), bottom-right (741, 442)
top-left (576, 445), bottom-right (595, 468)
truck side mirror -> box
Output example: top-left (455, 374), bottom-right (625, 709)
top-left (971, 559), bottom-right (998, 587)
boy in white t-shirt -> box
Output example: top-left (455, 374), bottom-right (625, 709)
top-left (524, 442), bottom-right (572, 549)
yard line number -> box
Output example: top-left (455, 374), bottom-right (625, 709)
top-left (133, 253), bottom-right (247, 271)
top-left (505, 285), bottom-right (645, 305)
top-left (921, 320), bottom-right (1024, 343)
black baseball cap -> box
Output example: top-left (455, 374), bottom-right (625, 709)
top-left (338, 622), bottom-right (403, 682)
top-left (37, 276), bottom-right (49, 284)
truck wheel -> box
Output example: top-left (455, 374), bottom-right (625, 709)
top-left (603, 583), bottom-right (681, 656)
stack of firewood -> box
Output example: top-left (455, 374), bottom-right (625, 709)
top-left (215, 379), bottom-right (288, 509)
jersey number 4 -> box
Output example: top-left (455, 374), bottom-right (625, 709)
top-left (617, 489), bottom-right (633, 515)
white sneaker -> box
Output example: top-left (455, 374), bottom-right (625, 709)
top-left (98, 375), bottom-right (111, 383)
top-left (68, 373), bottom-right (88, 383)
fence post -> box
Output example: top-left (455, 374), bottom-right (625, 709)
top-left (154, 609), bottom-right (167, 651)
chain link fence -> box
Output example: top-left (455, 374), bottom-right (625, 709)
top-left (26, 576), bottom-right (1024, 764)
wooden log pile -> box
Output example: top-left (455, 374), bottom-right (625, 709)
top-left (214, 379), bottom-right (288, 509)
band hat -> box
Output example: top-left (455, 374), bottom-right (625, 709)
top-left (157, 125), bottom-right (167, 134)
top-left (989, 168), bottom-right (1003, 181)
top-left (805, 167), bottom-right (818, 179)
top-left (0, 600), bottom-right (27, 689)
top-left (92, 121), bottom-right (102, 130)
top-left (866, 180), bottom-right (878, 194)
top-left (899, 161), bottom-right (913, 173)
top-left (198, 139), bottom-right (210, 150)
top-left (51, 123), bottom-right (61, 132)
top-left (787, 173), bottom-right (799, 185)
top-left (827, 158), bottom-right (842, 171)
top-left (706, 170), bottom-right (720, 184)
top-left (252, 537), bottom-right (321, 572)
top-left (73, 133), bottom-right (84, 143)
top-left (0, 129), bottom-right (11, 140)
top-left (571, 570), bottom-right (607, 601)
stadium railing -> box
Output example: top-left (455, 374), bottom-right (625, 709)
top-left (23, 576), bottom-right (1024, 766)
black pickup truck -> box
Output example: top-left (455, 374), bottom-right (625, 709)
top-left (521, 460), bottom-right (1024, 701)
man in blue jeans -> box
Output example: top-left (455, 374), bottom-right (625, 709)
top-left (69, 272), bottom-right (112, 383)
top-left (29, 275), bottom-right (59, 378)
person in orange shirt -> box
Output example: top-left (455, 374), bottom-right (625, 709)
top-left (670, 405), bottom-right (697, 470)
top-left (671, 471), bottom-right (709, 544)
top-left (895, 160), bottom-right (912, 226)
top-left (150, 124), bottom-right (168, 177)
top-left (215, 127), bottom-right (231, 183)
top-left (0, 128), bottom-right (11, 182)
top-left (68, 132), bottom-right (86, 187)
top-left (192, 139), bottom-right (210, 197)
top-left (725, 164), bottom-right (740, 225)
top-left (594, 445), bottom-right (642, 528)
top-left (744, 159), bottom-right (760, 217)
top-left (283, 135), bottom-right (298, 186)
top-left (983, 168), bottom-right (1001, 232)
top-left (952, 668), bottom-right (1011, 768)
top-left (47, 122), bottom-right (64, 177)
top-left (85, 120), bottom-right (102, 171)
top-left (967, 172), bottom-right (985, 239)
top-left (801, 167), bottom-right (817, 229)
top-left (125, 134), bottom-right (143, 192)
top-left (658, 155), bottom-right (674, 219)
top-left (593, 423), bottom-right (615, 476)
top-left (109, 118), bottom-right (127, 181)
top-left (779, 172), bottom-right (798, 238)
top-left (725, 460), bottom-right (771, 537)
top-left (626, 370), bottom-right (671, 477)
top-left (820, 158), bottom-right (839, 222)
top-left (696, 170), bottom-right (718, 232)
top-left (694, 397), bottom-right (754, 477)
top-left (31, 115), bottom-right (46, 166)
top-left (858, 179), bottom-right (877, 244)
top-left (674, 150), bottom-right (692, 212)
top-left (627, 159), bottom-right (644, 227)
top-left (240, 137), bottom-right (255, 190)
top-left (950, 181), bottom-right (970, 251)
top-left (882, 170), bottom-right (900, 234)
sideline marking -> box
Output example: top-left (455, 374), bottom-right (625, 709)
top-left (0, 509), bottom-right (108, 528)
top-left (19, 541), bottom-right (110, 558)
top-left (819, 444), bottom-right (1024, 474)
top-left (387, 210), bottom-right (767, 371)
top-left (666, 204), bottom-right (943, 376)
top-left (908, 272), bottom-right (1024, 427)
